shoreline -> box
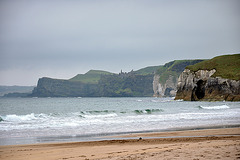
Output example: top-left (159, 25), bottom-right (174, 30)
top-left (1, 124), bottom-right (240, 146)
top-left (0, 128), bottom-right (239, 160)
top-left (111, 126), bottom-right (240, 138)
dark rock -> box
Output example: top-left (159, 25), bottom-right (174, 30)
top-left (175, 69), bottom-right (240, 101)
top-left (31, 77), bottom-right (99, 97)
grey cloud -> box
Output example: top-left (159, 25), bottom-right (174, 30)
top-left (0, 0), bottom-right (239, 85)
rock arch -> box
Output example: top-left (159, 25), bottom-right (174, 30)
top-left (164, 87), bottom-right (174, 97)
top-left (195, 80), bottom-right (206, 99)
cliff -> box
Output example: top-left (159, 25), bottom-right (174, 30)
top-left (69, 70), bottom-right (115, 84)
top-left (31, 70), bottom-right (155, 97)
top-left (153, 60), bottom-right (204, 97)
top-left (153, 74), bottom-right (177, 97)
top-left (31, 77), bottom-right (99, 97)
top-left (175, 54), bottom-right (240, 101)
top-left (98, 73), bottom-right (154, 97)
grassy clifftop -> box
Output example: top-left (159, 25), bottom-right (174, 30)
top-left (69, 65), bottom-right (162, 84)
top-left (69, 70), bottom-right (115, 84)
top-left (156, 60), bottom-right (204, 84)
top-left (134, 65), bottom-right (162, 75)
top-left (186, 54), bottom-right (240, 80)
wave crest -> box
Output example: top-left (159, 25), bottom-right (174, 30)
top-left (134, 109), bottom-right (163, 114)
top-left (4, 113), bottom-right (37, 122)
top-left (0, 116), bottom-right (3, 122)
top-left (199, 105), bottom-right (230, 110)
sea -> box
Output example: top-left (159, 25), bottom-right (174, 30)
top-left (0, 97), bottom-right (239, 145)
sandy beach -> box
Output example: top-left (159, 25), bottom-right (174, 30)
top-left (0, 128), bottom-right (239, 160)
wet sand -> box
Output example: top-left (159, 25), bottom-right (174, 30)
top-left (0, 128), bottom-right (240, 160)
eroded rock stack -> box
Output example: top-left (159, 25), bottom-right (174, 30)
top-left (175, 54), bottom-right (240, 101)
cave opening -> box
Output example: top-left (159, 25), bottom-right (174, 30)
top-left (195, 80), bottom-right (205, 99)
top-left (164, 88), bottom-right (174, 97)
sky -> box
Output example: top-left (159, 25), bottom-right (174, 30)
top-left (0, 0), bottom-right (239, 86)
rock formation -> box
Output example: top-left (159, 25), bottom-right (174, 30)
top-left (153, 60), bottom-right (204, 97)
top-left (175, 54), bottom-right (240, 101)
top-left (31, 77), bottom-right (99, 97)
top-left (31, 71), bottom-right (154, 97)
top-left (153, 74), bottom-right (177, 97)
top-left (175, 69), bottom-right (240, 101)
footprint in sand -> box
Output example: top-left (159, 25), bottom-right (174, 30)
top-left (78, 155), bottom-right (86, 157)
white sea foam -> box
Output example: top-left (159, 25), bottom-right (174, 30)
top-left (5, 113), bottom-right (37, 122)
top-left (200, 105), bottom-right (230, 110)
top-left (84, 113), bottom-right (118, 118)
top-left (63, 122), bottom-right (79, 127)
top-left (0, 97), bottom-right (239, 145)
top-left (176, 99), bottom-right (183, 101)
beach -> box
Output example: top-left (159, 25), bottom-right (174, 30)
top-left (0, 128), bottom-right (239, 160)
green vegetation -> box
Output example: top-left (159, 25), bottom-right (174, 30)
top-left (31, 77), bottom-right (99, 97)
top-left (134, 65), bottom-right (162, 75)
top-left (33, 57), bottom-right (235, 97)
top-left (32, 71), bottom-right (154, 97)
top-left (31, 60), bottom-right (205, 97)
top-left (69, 70), bottom-right (115, 84)
top-left (186, 54), bottom-right (240, 80)
top-left (97, 74), bottom-right (154, 97)
top-left (156, 60), bottom-right (204, 84)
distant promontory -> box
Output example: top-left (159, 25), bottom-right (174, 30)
top-left (4, 53), bottom-right (239, 101)
top-left (30, 60), bottom-right (203, 97)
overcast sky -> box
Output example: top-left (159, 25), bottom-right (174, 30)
top-left (0, 0), bottom-right (239, 86)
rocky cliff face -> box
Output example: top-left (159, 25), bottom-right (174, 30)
top-left (153, 74), bottom-right (177, 97)
top-left (31, 77), bottom-right (98, 97)
top-left (31, 73), bottom-right (154, 97)
top-left (175, 69), bottom-right (240, 101)
top-left (152, 60), bottom-right (204, 97)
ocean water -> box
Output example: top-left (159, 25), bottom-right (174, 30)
top-left (0, 97), bottom-right (239, 145)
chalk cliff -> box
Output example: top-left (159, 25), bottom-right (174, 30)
top-left (175, 69), bottom-right (240, 101)
top-left (153, 60), bottom-right (204, 97)
top-left (153, 74), bottom-right (177, 97)
top-left (175, 54), bottom-right (240, 101)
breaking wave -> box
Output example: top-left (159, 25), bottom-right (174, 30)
top-left (199, 105), bottom-right (230, 110)
top-left (4, 113), bottom-right (37, 122)
top-left (0, 116), bottom-right (3, 122)
top-left (0, 108), bottom-right (164, 123)
top-left (134, 109), bottom-right (163, 114)
top-left (80, 110), bottom-right (116, 114)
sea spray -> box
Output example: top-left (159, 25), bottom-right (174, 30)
top-left (198, 105), bottom-right (230, 110)
top-left (134, 109), bottom-right (163, 114)
top-left (0, 116), bottom-right (3, 122)
top-left (4, 113), bottom-right (37, 122)
top-left (0, 97), bottom-right (239, 145)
